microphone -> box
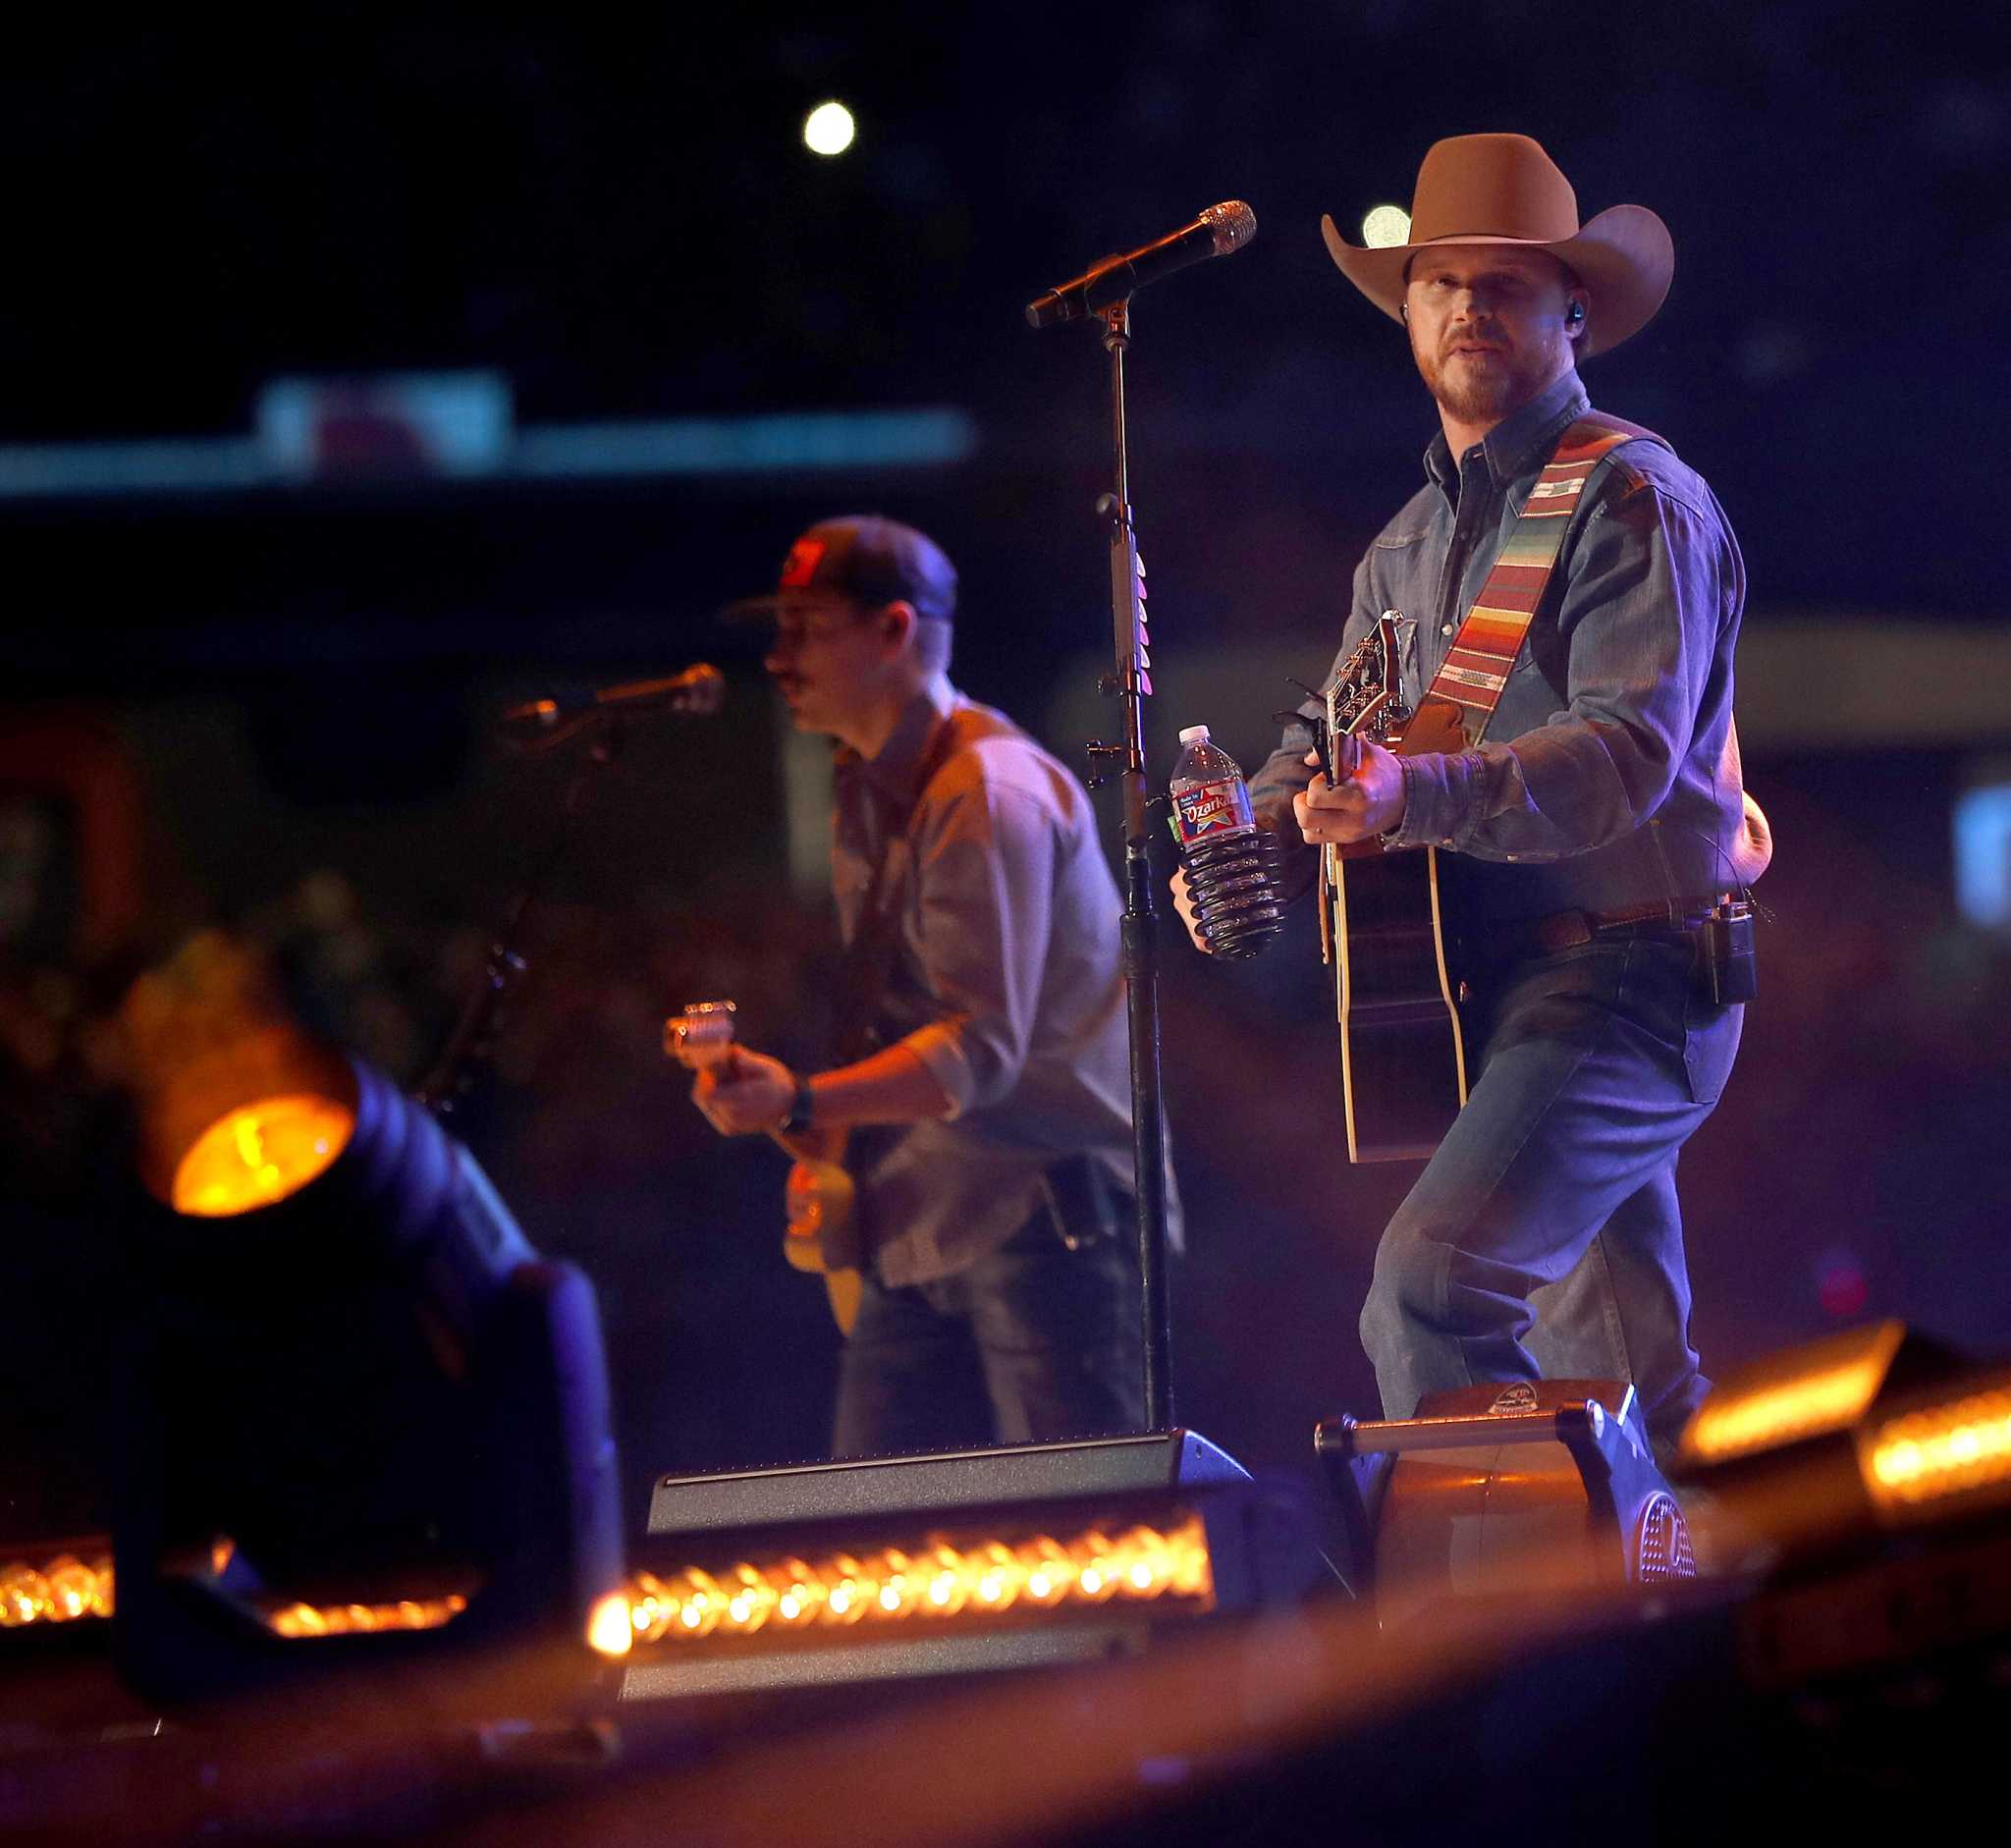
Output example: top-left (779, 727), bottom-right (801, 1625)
top-left (498, 663), bottom-right (726, 735)
top-left (1025, 200), bottom-right (1257, 330)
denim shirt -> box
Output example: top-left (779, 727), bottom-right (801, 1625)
top-left (1249, 372), bottom-right (1749, 929)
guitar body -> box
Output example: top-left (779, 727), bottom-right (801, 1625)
top-left (1322, 619), bottom-right (1471, 1164)
top-left (1332, 842), bottom-right (1468, 1163)
top-left (666, 1002), bottom-right (863, 1334)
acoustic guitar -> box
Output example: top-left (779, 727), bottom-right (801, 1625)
top-left (1318, 612), bottom-right (1473, 1163)
top-left (666, 1001), bottom-right (863, 1334)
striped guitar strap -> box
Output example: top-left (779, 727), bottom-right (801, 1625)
top-left (1424, 411), bottom-right (1663, 743)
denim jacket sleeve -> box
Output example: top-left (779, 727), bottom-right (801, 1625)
top-left (1245, 549), bottom-right (1385, 897)
top-left (1384, 447), bottom-right (1743, 862)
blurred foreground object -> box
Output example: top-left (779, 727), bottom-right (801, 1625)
top-left (1671, 1318), bottom-right (1992, 1572)
top-left (111, 934), bottom-right (622, 1706)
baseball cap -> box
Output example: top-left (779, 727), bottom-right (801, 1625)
top-left (722, 516), bottom-right (957, 626)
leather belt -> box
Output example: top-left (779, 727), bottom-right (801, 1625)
top-left (1483, 897), bottom-right (1726, 962)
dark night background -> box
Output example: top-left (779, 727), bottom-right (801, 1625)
top-left (4, 5), bottom-right (2009, 1547)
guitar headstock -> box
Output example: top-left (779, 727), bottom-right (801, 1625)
top-left (665, 999), bottom-right (739, 1070)
top-left (1328, 610), bottom-right (1414, 747)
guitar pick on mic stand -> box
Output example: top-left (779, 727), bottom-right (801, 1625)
top-left (1027, 202), bottom-right (1269, 1430)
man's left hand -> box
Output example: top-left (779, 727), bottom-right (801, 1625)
top-left (1291, 742), bottom-right (1406, 846)
top-left (692, 1048), bottom-right (798, 1136)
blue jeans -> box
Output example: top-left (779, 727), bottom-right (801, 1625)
top-left (832, 1198), bottom-right (1145, 1459)
top-left (1358, 937), bottom-right (1742, 1452)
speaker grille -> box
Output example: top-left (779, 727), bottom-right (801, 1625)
top-left (1636, 1492), bottom-right (1697, 1582)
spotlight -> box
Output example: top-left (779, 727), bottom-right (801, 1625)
top-left (802, 101), bottom-right (856, 157)
top-left (113, 1046), bottom-right (622, 1706)
top-left (1361, 204), bottom-right (1411, 248)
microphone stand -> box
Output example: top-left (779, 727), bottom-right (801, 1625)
top-left (414, 718), bottom-right (626, 1119)
top-left (1082, 298), bottom-right (1176, 1431)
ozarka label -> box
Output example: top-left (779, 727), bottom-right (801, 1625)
top-left (1172, 776), bottom-right (1253, 847)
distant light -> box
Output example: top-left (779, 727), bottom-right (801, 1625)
top-left (1362, 205), bottom-right (1412, 248)
top-left (803, 101), bottom-right (856, 157)
top-left (1954, 784), bottom-right (2011, 928)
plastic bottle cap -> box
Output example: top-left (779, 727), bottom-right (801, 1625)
top-left (1177, 725), bottom-right (1211, 744)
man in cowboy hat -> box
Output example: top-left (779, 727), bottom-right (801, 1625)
top-left (1178, 134), bottom-right (1757, 1458)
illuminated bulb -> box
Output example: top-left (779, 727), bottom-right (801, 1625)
top-left (588, 1592), bottom-right (635, 1658)
top-left (86, 1554), bottom-right (115, 1618)
top-left (768, 1557), bottom-right (823, 1629)
top-left (0, 1563), bottom-right (52, 1627)
top-left (1110, 1524), bottom-right (1173, 1598)
top-left (970, 1541), bottom-right (1023, 1610)
top-left (822, 1553), bottom-right (871, 1625)
top-left (672, 1568), bottom-right (725, 1638)
top-left (923, 1541), bottom-right (971, 1616)
top-left (803, 101), bottom-right (856, 157)
top-left (275, 1603), bottom-right (325, 1638)
top-left (1068, 1531), bottom-right (1120, 1603)
top-left (36, 1555), bottom-right (95, 1620)
top-left (172, 1094), bottom-right (354, 1217)
top-left (627, 1571), bottom-right (671, 1642)
top-left (723, 1563), bottom-right (779, 1634)
top-left (871, 1549), bottom-right (920, 1619)
top-left (1013, 1535), bottom-right (1071, 1607)
top-left (1169, 1515), bottom-right (1214, 1599)
top-left (1361, 204), bottom-right (1411, 248)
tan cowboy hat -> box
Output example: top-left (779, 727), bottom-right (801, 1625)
top-left (1322, 134), bottom-right (1674, 357)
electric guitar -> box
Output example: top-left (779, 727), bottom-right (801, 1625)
top-left (666, 1001), bottom-right (863, 1334)
top-left (1318, 613), bottom-right (1473, 1163)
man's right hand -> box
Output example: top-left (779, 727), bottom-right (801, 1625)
top-left (1169, 865), bottom-right (1213, 955)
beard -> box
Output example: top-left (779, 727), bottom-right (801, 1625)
top-left (1413, 325), bottom-right (1564, 426)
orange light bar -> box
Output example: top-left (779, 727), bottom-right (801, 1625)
top-left (264, 1594), bottom-right (468, 1639)
top-left (171, 1093), bottom-right (354, 1218)
top-left (601, 1512), bottom-right (1215, 1652)
top-left (1863, 1384), bottom-right (2011, 1514)
top-left (1678, 1321), bottom-right (1906, 1466)
top-left (0, 1551), bottom-right (115, 1627)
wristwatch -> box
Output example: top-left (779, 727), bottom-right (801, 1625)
top-left (779, 1070), bottom-right (816, 1136)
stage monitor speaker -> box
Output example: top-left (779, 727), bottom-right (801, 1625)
top-left (1317, 1380), bottom-right (1694, 1629)
top-left (612, 1429), bottom-right (1322, 1699)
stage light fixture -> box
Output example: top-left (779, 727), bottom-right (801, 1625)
top-left (113, 1044), bottom-right (623, 1705)
top-left (1670, 1319), bottom-right (1989, 1568)
top-left (612, 1432), bottom-right (1322, 1698)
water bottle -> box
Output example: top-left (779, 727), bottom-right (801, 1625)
top-left (1169, 725), bottom-right (1284, 959)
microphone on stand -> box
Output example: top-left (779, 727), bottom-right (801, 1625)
top-left (497, 664), bottom-right (726, 740)
top-left (1025, 200), bottom-right (1257, 329)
